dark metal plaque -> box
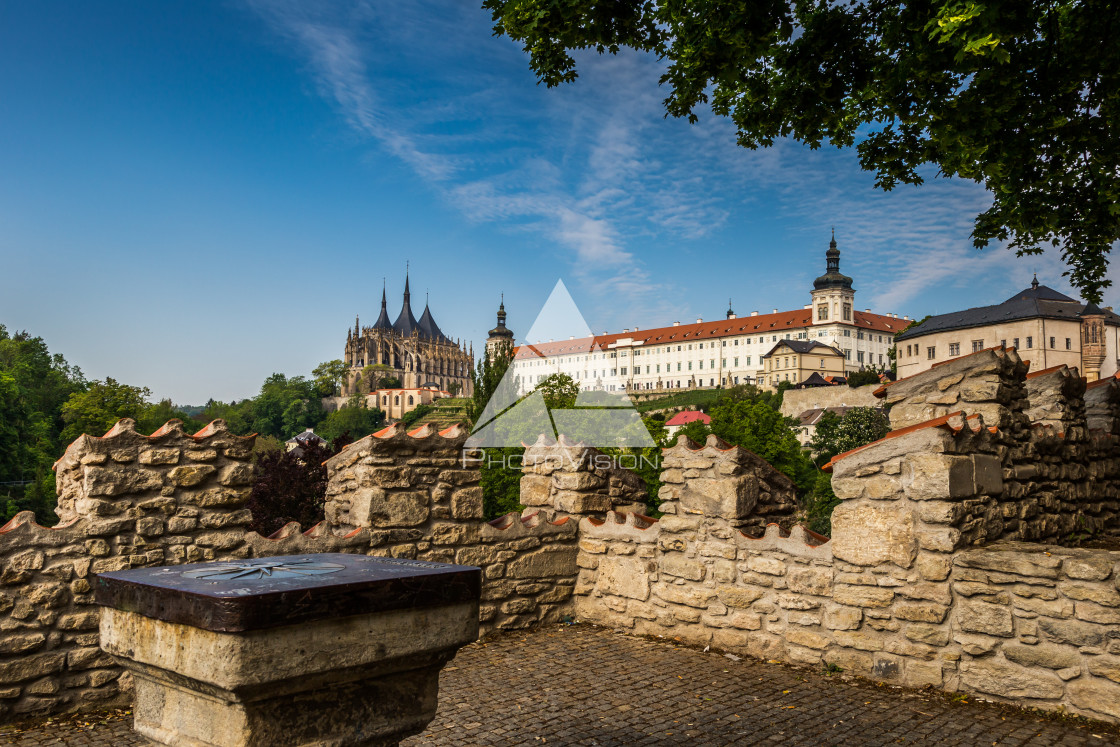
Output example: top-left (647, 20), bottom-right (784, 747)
top-left (94, 553), bottom-right (480, 633)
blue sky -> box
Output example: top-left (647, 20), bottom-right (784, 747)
top-left (0, 1), bottom-right (1101, 405)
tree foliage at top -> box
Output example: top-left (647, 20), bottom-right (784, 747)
top-left (485, 0), bottom-right (1120, 300)
top-left (808, 407), bottom-right (891, 468)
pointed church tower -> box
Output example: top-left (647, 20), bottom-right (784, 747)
top-left (486, 294), bottom-right (515, 361)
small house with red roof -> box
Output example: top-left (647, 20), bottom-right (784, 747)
top-left (664, 410), bottom-right (712, 438)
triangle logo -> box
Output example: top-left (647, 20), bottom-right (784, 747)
top-left (467, 280), bottom-right (655, 448)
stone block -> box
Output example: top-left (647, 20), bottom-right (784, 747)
top-left (661, 554), bottom-right (706, 581)
top-left (955, 599), bottom-right (1013, 637)
top-left (903, 660), bottom-right (944, 688)
top-left (350, 488), bottom-right (430, 528)
top-left (0, 653), bottom-right (66, 683)
top-left (832, 585), bottom-right (894, 608)
top-left (167, 465), bottom-right (216, 488)
top-left (786, 629), bottom-right (829, 650)
top-left (450, 487), bottom-right (484, 520)
top-left (1002, 643), bottom-right (1081, 670)
top-left (901, 453), bottom-right (975, 501)
top-left (831, 503), bottom-right (916, 568)
top-left (1063, 556), bottom-right (1114, 581)
top-left (717, 586), bottom-right (764, 609)
top-left (892, 602), bottom-right (949, 623)
top-left (656, 584), bottom-right (715, 609)
top-left (1038, 618), bottom-right (1109, 648)
top-left (1061, 582), bottom-right (1120, 607)
top-left (507, 548), bottom-right (577, 579)
top-left (823, 605), bottom-right (862, 630)
top-left (905, 624), bottom-right (950, 646)
top-left (595, 556), bottom-right (650, 601)
top-left (677, 475), bottom-right (757, 521)
top-left (959, 657), bottom-right (1064, 700)
top-left (518, 474), bottom-right (552, 507)
top-left (1086, 655), bottom-right (1120, 684)
top-left (787, 567), bottom-right (832, 596)
top-left (746, 556), bottom-right (786, 576)
top-left (553, 491), bottom-right (612, 514)
top-left (1068, 679), bottom-right (1120, 720)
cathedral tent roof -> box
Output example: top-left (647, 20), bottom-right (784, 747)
top-left (373, 286), bottom-right (393, 331)
top-left (417, 304), bottom-right (448, 341)
top-left (392, 275), bottom-right (420, 336)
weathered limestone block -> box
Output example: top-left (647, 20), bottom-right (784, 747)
top-left (595, 555), bottom-right (650, 601)
top-left (830, 503), bottom-right (916, 568)
top-left (959, 657), bottom-right (1065, 700)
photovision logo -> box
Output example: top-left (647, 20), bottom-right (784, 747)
top-left (466, 280), bottom-right (654, 449)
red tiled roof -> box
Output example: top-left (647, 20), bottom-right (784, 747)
top-left (511, 309), bottom-right (905, 359)
top-left (664, 410), bottom-right (712, 427)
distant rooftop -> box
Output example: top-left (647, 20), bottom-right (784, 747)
top-left (896, 278), bottom-right (1120, 342)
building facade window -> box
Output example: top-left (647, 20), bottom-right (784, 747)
top-left (1066, 338), bottom-right (1072, 350)
top-left (972, 340), bottom-right (984, 352)
top-left (949, 343), bottom-right (960, 356)
top-left (818, 304), bottom-right (828, 320)
top-left (1050, 337), bottom-right (1056, 348)
top-left (843, 304), bottom-right (852, 321)
top-left (1026, 336), bottom-right (1033, 348)
top-left (927, 346), bottom-right (936, 360)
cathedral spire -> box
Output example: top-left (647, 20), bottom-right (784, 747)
top-left (354, 315), bottom-right (359, 337)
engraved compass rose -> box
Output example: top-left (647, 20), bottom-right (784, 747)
top-left (181, 558), bottom-right (346, 581)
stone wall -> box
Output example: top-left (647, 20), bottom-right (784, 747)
top-left (6, 346), bottom-right (1120, 724)
top-left (952, 543), bottom-right (1120, 721)
top-left (1, 418), bottom-right (257, 720)
top-left (0, 420), bottom-right (578, 721)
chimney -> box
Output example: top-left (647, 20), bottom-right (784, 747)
top-left (772, 309), bottom-right (778, 314)
top-left (673, 321), bottom-right (680, 326)
top-left (623, 328), bottom-right (629, 334)
top-left (750, 311), bottom-right (758, 317)
top-left (865, 309), bottom-right (871, 313)
top-left (569, 336), bottom-right (574, 340)
top-left (634, 326), bottom-right (639, 331)
top-left (696, 318), bottom-right (703, 324)
top-left (803, 304), bottom-right (810, 310)
top-left (903, 316), bottom-right (910, 321)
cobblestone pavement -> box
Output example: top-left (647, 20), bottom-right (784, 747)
top-left (3, 625), bottom-right (1119, 746)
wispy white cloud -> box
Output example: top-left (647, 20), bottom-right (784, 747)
top-left (246, 0), bottom-right (1081, 329)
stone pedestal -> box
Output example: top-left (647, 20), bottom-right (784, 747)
top-left (95, 554), bottom-right (480, 747)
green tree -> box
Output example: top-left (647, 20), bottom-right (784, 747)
top-left (707, 396), bottom-right (817, 493)
top-left (60, 378), bottom-right (151, 443)
top-left (315, 401), bottom-right (385, 442)
top-left (486, 0), bottom-right (1120, 300)
top-left (468, 341), bottom-right (515, 424)
top-left (137, 399), bottom-right (204, 436)
top-left (537, 373), bottom-right (579, 410)
top-left (312, 359), bottom-right (349, 397)
top-left (808, 407), bottom-right (891, 467)
top-left (468, 342), bottom-right (524, 519)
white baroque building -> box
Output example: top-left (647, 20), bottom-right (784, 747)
top-left (492, 236), bottom-right (911, 393)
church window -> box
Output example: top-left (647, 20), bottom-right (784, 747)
top-left (949, 343), bottom-right (960, 356)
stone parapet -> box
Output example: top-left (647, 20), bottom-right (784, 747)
top-left (657, 434), bottom-right (798, 535)
top-left (519, 435), bottom-right (648, 515)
